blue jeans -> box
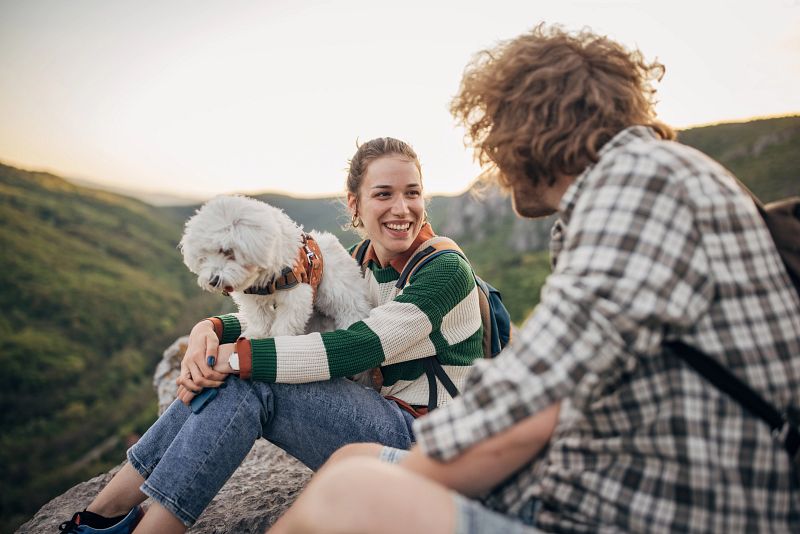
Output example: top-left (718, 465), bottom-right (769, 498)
top-left (127, 377), bottom-right (416, 526)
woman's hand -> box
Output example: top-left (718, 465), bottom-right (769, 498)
top-left (176, 320), bottom-right (230, 404)
top-left (214, 343), bottom-right (239, 375)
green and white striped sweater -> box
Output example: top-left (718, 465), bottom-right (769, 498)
top-left (215, 251), bottom-right (483, 407)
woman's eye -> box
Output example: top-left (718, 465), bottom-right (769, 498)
top-left (406, 190), bottom-right (421, 197)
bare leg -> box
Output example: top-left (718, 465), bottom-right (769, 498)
top-left (320, 442), bottom-right (383, 470)
top-left (86, 463), bottom-right (147, 517)
top-left (133, 502), bottom-right (186, 534)
top-left (270, 456), bottom-right (456, 534)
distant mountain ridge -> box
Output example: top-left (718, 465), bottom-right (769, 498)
top-left (2, 114), bottom-right (798, 532)
top-left (170, 115), bottom-right (800, 261)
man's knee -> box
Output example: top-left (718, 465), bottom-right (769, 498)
top-left (326, 443), bottom-right (384, 468)
top-left (299, 458), bottom-right (400, 529)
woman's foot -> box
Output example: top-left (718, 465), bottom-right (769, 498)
top-left (58, 505), bottom-right (143, 533)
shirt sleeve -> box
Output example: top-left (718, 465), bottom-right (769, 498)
top-left (413, 151), bottom-right (715, 461)
top-left (248, 252), bottom-right (479, 383)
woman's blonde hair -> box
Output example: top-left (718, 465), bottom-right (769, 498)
top-left (451, 24), bottom-right (675, 189)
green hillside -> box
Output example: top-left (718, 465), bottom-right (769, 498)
top-left (678, 115), bottom-right (800, 202)
top-left (0, 164), bottom-right (229, 532)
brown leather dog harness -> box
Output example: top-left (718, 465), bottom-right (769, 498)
top-left (243, 233), bottom-right (324, 298)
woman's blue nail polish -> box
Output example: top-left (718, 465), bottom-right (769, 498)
top-left (207, 355), bottom-right (216, 367)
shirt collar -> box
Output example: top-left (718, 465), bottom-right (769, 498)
top-left (362, 222), bottom-right (436, 273)
top-left (558, 125), bottom-right (660, 224)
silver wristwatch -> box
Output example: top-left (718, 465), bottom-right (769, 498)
top-left (229, 352), bottom-right (240, 372)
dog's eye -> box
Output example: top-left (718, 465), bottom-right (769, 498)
top-left (221, 248), bottom-right (236, 260)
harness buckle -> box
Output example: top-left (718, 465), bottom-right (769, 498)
top-left (304, 244), bottom-right (316, 271)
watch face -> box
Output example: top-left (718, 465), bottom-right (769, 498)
top-left (229, 352), bottom-right (240, 371)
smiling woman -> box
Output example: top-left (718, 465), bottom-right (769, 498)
top-left (346, 141), bottom-right (426, 266)
top-left (56, 136), bottom-right (486, 534)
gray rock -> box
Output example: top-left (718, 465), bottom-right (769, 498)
top-left (19, 339), bottom-right (312, 533)
top-left (436, 184), bottom-right (556, 253)
top-left (153, 335), bottom-right (189, 415)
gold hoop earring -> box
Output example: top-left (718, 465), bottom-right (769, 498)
top-left (351, 213), bottom-right (362, 228)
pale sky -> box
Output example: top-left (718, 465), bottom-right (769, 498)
top-left (1, 0), bottom-right (799, 198)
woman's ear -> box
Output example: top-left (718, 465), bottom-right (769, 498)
top-left (346, 192), bottom-right (358, 215)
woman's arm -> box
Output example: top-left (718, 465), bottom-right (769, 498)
top-left (239, 253), bottom-right (481, 383)
top-left (400, 402), bottom-right (560, 498)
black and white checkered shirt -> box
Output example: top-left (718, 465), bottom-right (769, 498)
top-left (414, 126), bottom-right (800, 532)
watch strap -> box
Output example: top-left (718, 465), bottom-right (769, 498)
top-left (236, 337), bottom-right (252, 380)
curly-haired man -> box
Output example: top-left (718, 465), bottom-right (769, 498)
top-left (271, 24), bottom-right (800, 533)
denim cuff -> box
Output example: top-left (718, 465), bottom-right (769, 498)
top-left (377, 446), bottom-right (409, 464)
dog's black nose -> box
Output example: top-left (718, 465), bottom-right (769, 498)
top-left (209, 275), bottom-right (220, 288)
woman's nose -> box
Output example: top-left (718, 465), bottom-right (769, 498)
top-left (391, 196), bottom-right (408, 214)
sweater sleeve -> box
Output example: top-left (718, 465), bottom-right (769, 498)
top-left (210, 314), bottom-right (245, 344)
top-left (248, 253), bottom-right (480, 383)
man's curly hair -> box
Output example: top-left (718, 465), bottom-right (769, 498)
top-left (451, 24), bottom-right (675, 189)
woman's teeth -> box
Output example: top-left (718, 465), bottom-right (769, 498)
top-left (385, 222), bottom-right (411, 231)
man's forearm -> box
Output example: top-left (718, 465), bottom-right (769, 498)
top-left (401, 402), bottom-right (560, 497)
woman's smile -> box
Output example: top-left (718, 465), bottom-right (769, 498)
top-left (382, 220), bottom-right (413, 234)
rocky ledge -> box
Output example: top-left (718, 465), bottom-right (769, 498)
top-left (18, 337), bottom-right (312, 533)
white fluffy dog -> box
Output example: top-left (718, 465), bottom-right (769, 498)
top-left (180, 195), bottom-right (372, 339)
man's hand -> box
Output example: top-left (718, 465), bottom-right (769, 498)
top-left (176, 320), bottom-right (230, 404)
top-left (400, 402), bottom-right (561, 497)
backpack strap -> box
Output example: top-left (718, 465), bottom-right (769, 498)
top-left (422, 357), bottom-right (460, 412)
top-left (395, 236), bottom-right (465, 289)
top-left (734, 180), bottom-right (800, 299)
top-left (476, 280), bottom-right (493, 357)
top-left (760, 197), bottom-right (800, 297)
top-left (666, 340), bottom-right (800, 462)
top-left (394, 237), bottom-right (469, 410)
top-left (352, 239), bottom-right (371, 266)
